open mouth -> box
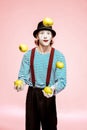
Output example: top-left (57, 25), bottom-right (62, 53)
top-left (43, 40), bottom-right (48, 42)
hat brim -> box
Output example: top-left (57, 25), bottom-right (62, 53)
top-left (33, 28), bottom-right (56, 38)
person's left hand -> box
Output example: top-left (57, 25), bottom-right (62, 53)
top-left (42, 86), bottom-right (55, 98)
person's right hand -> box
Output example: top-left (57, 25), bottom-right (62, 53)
top-left (14, 79), bottom-right (25, 92)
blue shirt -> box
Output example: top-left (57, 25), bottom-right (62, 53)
top-left (18, 48), bottom-right (67, 93)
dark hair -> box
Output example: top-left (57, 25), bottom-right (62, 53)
top-left (34, 39), bottom-right (54, 46)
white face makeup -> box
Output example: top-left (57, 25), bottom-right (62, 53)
top-left (37, 30), bottom-right (53, 46)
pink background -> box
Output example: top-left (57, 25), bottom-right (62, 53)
top-left (0, 0), bottom-right (87, 130)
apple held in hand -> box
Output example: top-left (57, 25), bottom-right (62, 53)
top-left (43, 86), bottom-right (52, 94)
top-left (19, 44), bottom-right (28, 52)
top-left (14, 79), bottom-right (23, 87)
top-left (56, 61), bottom-right (64, 69)
top-left (43, 17), bottom-right (54, 27)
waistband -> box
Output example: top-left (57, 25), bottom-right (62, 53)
top-left (29, 86), bottom-right (43, 90)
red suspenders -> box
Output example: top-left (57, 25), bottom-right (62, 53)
top-left (46, 48), bottom-right (55, 86)
top-left (30, 48), bottom-right (36, 86)
top-left (30, 47), bottom-right (55, 87)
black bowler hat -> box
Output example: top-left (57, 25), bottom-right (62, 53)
top-left (33, 21), bottom-right (56, 38)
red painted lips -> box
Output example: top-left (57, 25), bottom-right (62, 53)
top-left (43, 40), bottom-right (48, 42)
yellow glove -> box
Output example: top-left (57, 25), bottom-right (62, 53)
top-left (14, 79), bottom-right (25, 92)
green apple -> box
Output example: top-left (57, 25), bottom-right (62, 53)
top-left (43, 86), bottom-right (52, 94)
top-left (56, 61), bottom-right (64, 69)
top-left (43, 17), bottom-right (53, 27)
top-left (19, 44), bottom-right (28, 52)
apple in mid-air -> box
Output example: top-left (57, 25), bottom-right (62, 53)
top-left (43, 17), bottom-right (54, 27)
top-left (56, 61), bottom-right (64, 69)
top-left (19, 44), bottom-right (28, 52)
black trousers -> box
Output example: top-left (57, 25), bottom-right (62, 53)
top-left (26, 87), bottom-right (57, 130)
